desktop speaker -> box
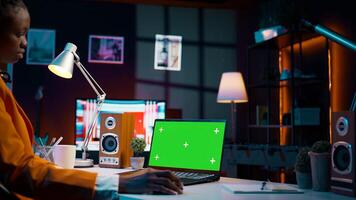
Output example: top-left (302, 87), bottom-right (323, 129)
top-left (99, 113), bottom-right (135, 168)
top-left (331, 111), bottom-right (356, 196)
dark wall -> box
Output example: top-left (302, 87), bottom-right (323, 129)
top-left (11, 0), bottom-right (355, 146)
top-left (13, 0), bottom-right (136, 144)
top-left (235, 8), bottom-right (259, 143)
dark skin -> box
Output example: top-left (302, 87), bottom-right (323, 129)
top-left (119, 168), bottom-right (183, 194)
top-left (0, 5), bottom-right (183, 196)
top-left (0, 6), bottom-right (29, 71)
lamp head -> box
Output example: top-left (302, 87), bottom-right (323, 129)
top-left (48, 43), bottom-right (77, 79)
top-left (217, 72), bottom-right (248, 103)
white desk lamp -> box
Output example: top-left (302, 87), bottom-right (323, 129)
top-left (217, 72), bottom-right (248, 143)
top-left (48, 43), bottom-right (106, 167)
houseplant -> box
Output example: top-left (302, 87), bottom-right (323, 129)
top-left (295, 147), bottom-right (312, 189)
top-left (130, 137), bottom-right (146, 169)
top-left (309, 140), bottom-right (331, 191)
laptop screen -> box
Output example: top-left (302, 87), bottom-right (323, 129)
top-left (148, 120), bottom-right (226, 172)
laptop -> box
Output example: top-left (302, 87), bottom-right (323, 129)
top-left (148, 119), bottom-right (226, 186)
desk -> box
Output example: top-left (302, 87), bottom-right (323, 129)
top-left (80, 166), bottom-right (355, 200)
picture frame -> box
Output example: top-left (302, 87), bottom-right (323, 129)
top-left (154, 34), bottom-right (182, 71)
top-left (26, 28), bottom-right (56, 65)
top-left (88, 35), bottom-right (124, 64)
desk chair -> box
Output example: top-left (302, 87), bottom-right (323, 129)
top-left (0, 181), bottom-right (19, 200)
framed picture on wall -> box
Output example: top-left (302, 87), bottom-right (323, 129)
top-left (26, 29), bottom-right (55, 65)
top-left (88, 35), bottom-right (124, 64)
top-left (154, 34), bottom-right (182, 71)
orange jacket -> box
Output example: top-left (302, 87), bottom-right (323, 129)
top-left (0, 78), bottom-right (98, 200)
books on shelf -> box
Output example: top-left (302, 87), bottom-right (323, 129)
top-left (256, 105), bottom-right (268, 125)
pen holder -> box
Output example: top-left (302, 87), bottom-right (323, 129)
top-left (34, 145), bottom-right (54, 163)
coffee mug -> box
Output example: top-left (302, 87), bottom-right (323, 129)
top-left (53, 145), bottom-right (76, 169)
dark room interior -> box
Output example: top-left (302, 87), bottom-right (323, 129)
top-left (1, 0), bottom-right (355, 199)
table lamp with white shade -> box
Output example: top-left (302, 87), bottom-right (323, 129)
top-left (48, 42), bottom-right (106, 167)
top-left (217, 72), bottom-right (248, 143)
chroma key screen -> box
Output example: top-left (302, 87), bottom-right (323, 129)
top-left (149, 120), bottom-right (226, 171)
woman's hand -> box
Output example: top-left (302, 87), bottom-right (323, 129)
top-left (119, 168), bottom-right (183, 195)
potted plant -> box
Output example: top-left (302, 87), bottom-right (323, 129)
top-left (295, 147), bottom-right (312, 189)
top-left (130, 137), bottom-right (146, 169)
top-left (309, 140), bottom-right (331, 191)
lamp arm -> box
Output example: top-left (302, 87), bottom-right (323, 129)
top-left (81, 98), bottom-right (105, 159)
top-left (74, 60), bottom-right (106, 99)
top-left (71, 54), bottom-right (106, 159)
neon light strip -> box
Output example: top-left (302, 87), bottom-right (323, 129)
top-left (278, 50), bottom-right (284, 145)
top-left (328, 48), bottom-right (332, 143)
top-left (315, 26), bottom-right (356, 51)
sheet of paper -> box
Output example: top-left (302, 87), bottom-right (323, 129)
top-left (222, 182), bottom-right (303, 194)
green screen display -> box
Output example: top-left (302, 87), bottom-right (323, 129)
top-left (149, 120), bottom-right (226, 171)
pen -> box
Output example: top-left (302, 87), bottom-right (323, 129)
top-left (49, 137), bottom-right (56, 146)
top-left (261, 181), bottom-right (267, 190)
top-left (45, 136), bottom-right (63, 158)
top-left (38, 138), bottom-right (51, 161)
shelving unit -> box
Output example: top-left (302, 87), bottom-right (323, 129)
top-left (247, 29), bottom-right (330, 146)
top-left (233, 28), bottom-right (331, 183)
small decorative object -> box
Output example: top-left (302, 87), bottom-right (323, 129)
top-left (295, 147), bottom-right (312, 189)
top-left (256, 105), bottom-right (268, 125)
top-left (130, 137), bottom-right (146, 169)
top-left (282, 112), bottom-right (291, 125)
top-left (309, 140), bottom-right (331, 191)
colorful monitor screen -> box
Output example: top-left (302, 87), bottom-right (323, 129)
top-left (75, 99), bottom-right (166, 151)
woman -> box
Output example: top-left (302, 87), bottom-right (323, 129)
top-left (0, 1), bottom-right (183, 199)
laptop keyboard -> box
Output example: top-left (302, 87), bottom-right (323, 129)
top-left (173, 171), bottom-right (214, 179)
top-left (172, 171), bottom-right (218, 185)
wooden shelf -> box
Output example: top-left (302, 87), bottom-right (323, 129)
top-left (248, 125), bottom-right (292, 128)
top-left (249, 78), bottom-right (325, 89)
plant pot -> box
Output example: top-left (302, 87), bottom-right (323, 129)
top-left (295, 171), bottom-right (312, 189)
top-left (130, 157), bottom-right (145, 169)
top-left (309, 151), bottom-right (331, 191)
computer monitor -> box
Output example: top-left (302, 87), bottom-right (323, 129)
top-left (75, 99), bottom-right (166, 151)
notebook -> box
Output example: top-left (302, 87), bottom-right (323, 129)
top-left (148, 119), bottom-right (226, 186)
top-left (222, 182), bottom-right (303, 194)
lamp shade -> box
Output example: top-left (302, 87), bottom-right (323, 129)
top-left (217, 72), bottom-right (248, 103)
top-left (48, 43), bottom-right (77, 79)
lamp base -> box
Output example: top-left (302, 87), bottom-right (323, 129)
top-left (74, 158), bottom-right (94, 168)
